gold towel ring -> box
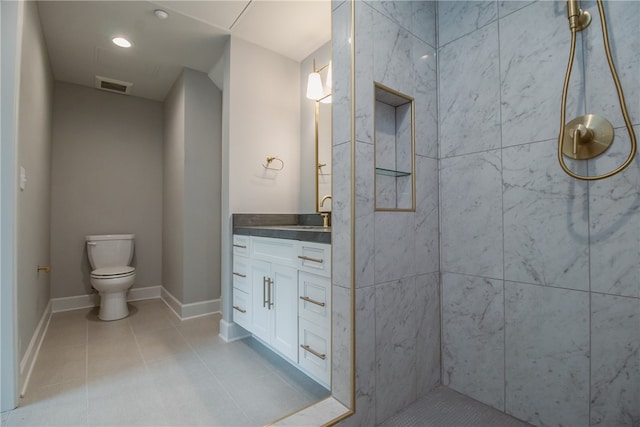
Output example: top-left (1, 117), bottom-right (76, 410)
top-left (263, 156), bottom-right (284, 171)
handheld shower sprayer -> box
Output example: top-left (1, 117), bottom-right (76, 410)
top-left (557, 0), bottom-right (637, 181)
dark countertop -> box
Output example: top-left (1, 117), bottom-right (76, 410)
top-left (233, 214), bottom-right (331, 244)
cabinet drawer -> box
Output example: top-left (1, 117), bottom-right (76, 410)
top-left (298, 318), bottom-right (330, 386)
top-left (232, 255), bottom-right (250, 294)
top-left (297, 242), bottom-right (331, 277)
top-left (298, 272), bottom-right (331, 328)
top-left (233, 235), bottom-right (250, 257)
top-left (251, 236), bottom-right (298, 267)
top-left (232, 289), bottom-right (251, 331)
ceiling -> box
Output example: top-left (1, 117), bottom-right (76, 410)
top-left (37, 1), bottom-right (331, 101)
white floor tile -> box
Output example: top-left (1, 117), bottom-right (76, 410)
top-left (6, 299), bottom-right (329, 427)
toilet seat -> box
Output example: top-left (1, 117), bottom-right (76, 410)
top-left (91, 266), bottom-right (135, 279)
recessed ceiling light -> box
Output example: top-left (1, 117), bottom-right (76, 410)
top-left (112, 37), bottom-right (132, 48)
top-left (154, 9), bottom-right (169, 19)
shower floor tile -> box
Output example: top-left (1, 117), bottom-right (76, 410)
top-left (379, 386), bottom-right (534, 427)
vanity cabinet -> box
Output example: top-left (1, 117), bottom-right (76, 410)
top-left (232, 233), bottom-right (331, 387)
top-left (298, 271), bottom-right (331, 384)
top-left (232, 235), bottom-right (251, 331)
top-left (296, 240), bottom-right (331, 385)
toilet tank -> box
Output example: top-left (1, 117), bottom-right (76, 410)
top-left (86, 234), bottom-right (135, 269)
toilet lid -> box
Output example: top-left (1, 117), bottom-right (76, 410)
top-left (91, 266), bottom-right (135, 277)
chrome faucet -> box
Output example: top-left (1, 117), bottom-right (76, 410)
top-left (320, 195), bottom-right (332, 228)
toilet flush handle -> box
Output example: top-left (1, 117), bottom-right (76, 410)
top-left (87, 242), bottom-right (97, 246)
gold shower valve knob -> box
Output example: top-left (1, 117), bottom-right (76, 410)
top-left (562, 114), bottom-right (614, 160)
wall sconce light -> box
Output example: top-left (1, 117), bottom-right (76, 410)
top-left (306, 59), bottom-right (332, 103)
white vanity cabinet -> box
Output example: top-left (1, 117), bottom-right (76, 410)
top-left (232, 235), bottom-right (251, 331)
top-left (297, 241), bottom-right (331, 385)
top-left (232, 233), bottom-right (331, 387)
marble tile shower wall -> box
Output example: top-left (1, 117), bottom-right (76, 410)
top-left (330, 0), bottom-right (354, 410)
top-left (438, 2), bottom-right (639, 427)
top-left (337, 1), bottom-right (441, 426)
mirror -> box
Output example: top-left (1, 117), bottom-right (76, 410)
top-left (317, 100), bottom-right (332, 212)
top-left (305, 56), bottom-right (333, 213)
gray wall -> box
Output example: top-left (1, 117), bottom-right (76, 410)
top-left (163, 72), bottom-right (186, 302)
top-left (16, 0), bottom-right (53, 365)
top-left (50, 82), bottom-right (163, 298)
top-left (0, 0), bottom-right (20, 411)
top-left (438, 1), bottom-right (639, 426)
top-left (163, 68), bottom-right (222, 305)
top-left (336, 2), bottom-right (440, 425)
top-left (183, 68), bottom-right (222, 303)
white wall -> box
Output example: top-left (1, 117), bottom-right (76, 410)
top-left (50, 82), bottom-right (163, 298)
top-left (227, 37), bottom-right (301, 214)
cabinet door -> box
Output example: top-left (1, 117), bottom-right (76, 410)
top-left (271, 264), bottom-right (298, 362)
top-left (250, 259), bottom-right (271, 343)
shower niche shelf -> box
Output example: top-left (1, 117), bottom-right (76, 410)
top-left (374, 83), bottom-right (415, 211)
top-left (375, 167), bottom-right (412, 177)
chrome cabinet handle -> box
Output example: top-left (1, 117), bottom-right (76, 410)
top-left (300, 344), bottom-right (326, 360)
top-left (233, 272), bottom-right (246, 278)
top-left (262, 276), bottom-right (275, 309)
top-left (263, 277), bottom-right (268, 308)
top-left (232, 305), bottom-right (246, 314)
top-left (299, 296), bottom-right (325, 307)
top-left (267, 278), bottom-right (274, 309)
top-left (233, 243), bottom-right (247, 249)
top-left (298, 255), bottom-right (323, 264)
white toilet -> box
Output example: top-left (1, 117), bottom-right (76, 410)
top-left (86, 234), bottom-right (136, 321)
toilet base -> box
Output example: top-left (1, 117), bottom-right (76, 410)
top-left (98, 291), bottom-right (129, 321)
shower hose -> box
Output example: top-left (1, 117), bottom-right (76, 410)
top-left (558, 0), bottom-right (637, 181)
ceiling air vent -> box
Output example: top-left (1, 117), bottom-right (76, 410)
top-left (95, 76), bottom-right (132, 95)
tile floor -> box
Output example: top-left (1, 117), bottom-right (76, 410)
top-left (2, 299), bottom-right (329, 427)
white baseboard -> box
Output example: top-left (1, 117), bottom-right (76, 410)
top-left (160, 287), bottom-right (221, 320)
top-left (20, 301), bottom-right (52, 397)
top-left (51, 286), bottom-right (162, 313)
top-left (160, 287), bottom-right (182, 318)
top-left (219, 319), bottom-right (250, 342)
top-left (128, 286), bottom-right (161, 302)
top-left (51, 293), bottom-right (98, 313)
